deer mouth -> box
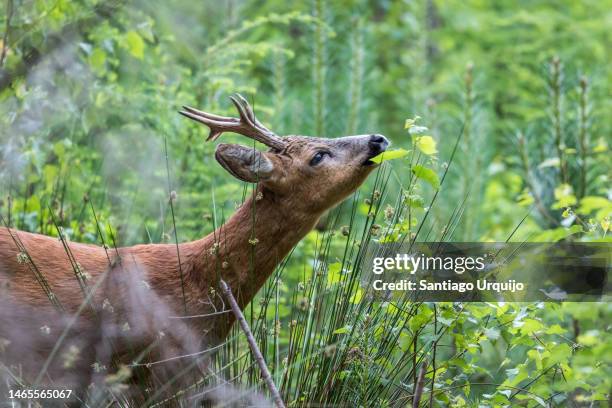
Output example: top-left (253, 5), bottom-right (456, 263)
top-left (362, 150), bottom-right (388, 166)
top-left (362, 157), bottom-right (379, 166)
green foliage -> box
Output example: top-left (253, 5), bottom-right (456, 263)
top-left (412, 164), bottom-right (440, 190)
top-left (369, 148), bottom-right (409, 164)
top-left (0, 0), bottom-right (610, 406)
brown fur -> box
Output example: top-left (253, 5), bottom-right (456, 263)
top-left (0, 132), bottom-right (387, 392)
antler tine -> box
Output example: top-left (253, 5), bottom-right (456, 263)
top-left (179, 94), bottom-right (286, 150)
top-left (182, 105), bottom-right (238, 123)
top-left (179, 108), bottom-right (233, 141)
top-left (231, 94), bottom-right (258, 126)
top-left (229, 95), bottom-right (255, 127)
top-left (238, 94), bottom-right (274, 132)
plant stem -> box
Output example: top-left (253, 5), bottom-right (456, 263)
top-left (517, 132), bottom-right (558, 227)
top-left (429, 305), bottom-right (437, 407)
top-left (412, 360), bottom-right (428, 408)
top-left (89, 199), bottom-right (112, 266)
top-left (578, 76), bottom-right (589, 199)
top-left (0, 214), bottom-right (63, 311)
top-left (462, 62), bottom-right (477, 240)
top-left (550, 56), bottom-right (567, 183)
top-left (346, 18), bottom-right (363, 135)
top-left (219, 279), bottom-right (286, 408)
top-left (313, 0), bottom-right (326, 136)
top-left (165, 137), bottom-right (188, 315)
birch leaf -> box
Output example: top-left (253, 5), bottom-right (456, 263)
top-left (412, 164), bottom-right (440, 189)
top-left (415, 136), bottom-right (438, 155)
top-left (370, 148), bottom-right (410, 164)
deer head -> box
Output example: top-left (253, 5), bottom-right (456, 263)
top-left (180, 94), bottom-right (389, 214)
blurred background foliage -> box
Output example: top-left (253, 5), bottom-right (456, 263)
top-left (0, 0), bottom-right (611, 406)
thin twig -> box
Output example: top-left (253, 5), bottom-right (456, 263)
top-left (577, 76), bottom-right (589, 199)
top-left (409, 123), bottom-right (464, 248)
top-left (90, 205), bottom-right (112, 265)
top-left (412, 360), bottom-right (428, 408)
top-left (47, 204), bottom-right (89, 299)
top-left (429, 306), bottom-right (437, 407)
top-left (129, 341), bottom-right (227, 368)
top-left (219, 279), bottom-right (286, 408)
top-left (168, 310), bottom-right (231, 319)
top-left (165, 137), bottom-right (188, 315)
top-left (550, 56), bottom-right (567, 183)
top-left (0, 214), bottom-right (63, 311)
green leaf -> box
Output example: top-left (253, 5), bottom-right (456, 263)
top-left (499, 390), bottom-right (512, 399)
top-left (552, 183), bottom-right (577, 209)
top-left (88, 48), bottom-right (106, 73)
top-left (538, 157), bottom-right (560, 168)
top-left (350, 287), bottom-right (363, 304)
top-left (43, 165), bottom-right (59, 187)
top-left (545, 324), bottom-right (566, 335)
top-left (546, 343), bottom-right (572, 365)
top-left (527, 349), bottom-right (543, 370)
top-left (517, 188), bottom-right (534, 206)
top-left (578, 196), bottom-right (612, 215)
top-left (469, 305), bottom-right (492, 319)
top-left (415, 136), bottom-right (438, 155)
top-left (412, 165), bottom-right (440, 189)
top-left (577, 330), bottom-right (599, 346)
top-left (327, 262), bottom-right (342, 285)
top-left (404, 116), bottom-right (421, 129)
top-left (369, 148), bottom-right (410, 164)
top-left (125, 31), bottom-right (145, 59)
top-left (504, 365), bottom-right (528, 387)
top-left (333, 327), bottom-right (349, 335)
top-left (484, 327), bottom-right (500, 340)
top-left (437, 316), bottom-right (454, 326)
top-left (593, 137), bottom-right (608, 153)
top-left (532, 225), bottom-right (583, 242)
top-left (531, 396), bottom-right (548, 407)
top-left (404, 194), bottom-right (425, 208)
top-left (409, 305), bottom-right (433, 331)
top-left (520, 318), bottom-right (543, 335)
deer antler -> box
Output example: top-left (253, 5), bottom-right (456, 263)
top-left (180, 94), bottom-right (286, 151)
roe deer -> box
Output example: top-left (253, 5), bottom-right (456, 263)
top-left (0, 94), bottom-right (388, 392)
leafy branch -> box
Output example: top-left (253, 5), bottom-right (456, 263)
top-left (0, 0), bottom-right (125, 91)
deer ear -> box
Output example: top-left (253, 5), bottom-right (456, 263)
top-left (215, 144), bottom-right (275, 183)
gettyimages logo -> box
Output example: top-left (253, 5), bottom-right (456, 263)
top-left (362, 242), bottom-right (610, 302)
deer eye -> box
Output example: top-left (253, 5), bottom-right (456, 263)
top-left (309, 151), bottom-right (331, 166)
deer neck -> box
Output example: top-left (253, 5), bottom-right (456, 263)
top-left (188, 186), bottom-right (321, 309)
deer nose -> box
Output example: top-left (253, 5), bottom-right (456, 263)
top-left (369, 134), bottom-right (389, 151)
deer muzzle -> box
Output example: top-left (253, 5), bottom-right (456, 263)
top-left (363, 134), bottom-right (390, 165)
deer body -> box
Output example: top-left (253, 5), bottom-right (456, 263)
top-left (0, 184), bottom-right (319, 337)
top-left (0, 95), bottom-right (388, 391)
